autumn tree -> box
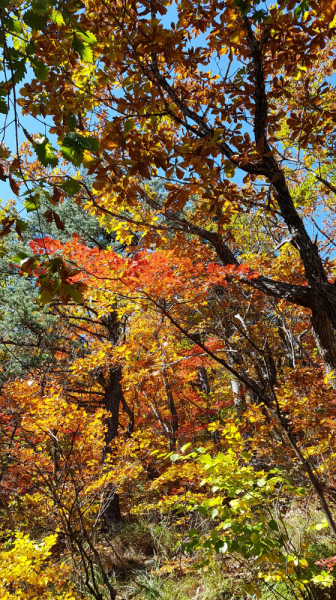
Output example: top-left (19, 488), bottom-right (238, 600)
top-left (3, 0), bottom-right (336, 597)
top-left (2, 0), bottom-right (335, 373)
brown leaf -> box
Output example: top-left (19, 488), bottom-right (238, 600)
top-left (20, 256), bottom-right (37, 274)
top-left (0, 163), bottom-right (7, 182)
top-left (15, 224), bottom-right (23, 239)
top-left (43, 209), bottom-right (54, 223)
top-left (0, 216), bottom-right (15, 237)
top-left (53, 212), bottom-right (65, 231)
top-left (8, 175), bottom-right (20, 196)
top-left (22, 127), bottom-right (35, 144)
top-left (44, 209), bottom-right (65, 231)
top-left (52, 186), bottom-right (62, 205)
top-left (9, 158), bottom-right (20, 173)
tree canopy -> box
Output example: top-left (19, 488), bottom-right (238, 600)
top-left (1, 0), bottom-right (336, 599)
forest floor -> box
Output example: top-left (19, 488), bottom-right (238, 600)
top-left (91, 511), bottom-right (336, 600)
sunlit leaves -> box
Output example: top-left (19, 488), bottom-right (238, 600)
top-left (72, 34), bottom-right (93, 63)
top-left (33, 136), bottom-right (58, 167)
top-left (24, 195), bottom-right (41, 212)
top-left (50, 9), bottom-right (65, 26)
top-left (60, 132), bottom-right (99, 166)
top-left (60, 178), bottom-right (81, 196)
top-left (2, 0), bottom-right (336, 596)
top-left (72, 30), bottom-right (97, 63)
top-left (30, 58), bottom-right (49, 81)
top-left (0, 532), bottom-right (78, 599)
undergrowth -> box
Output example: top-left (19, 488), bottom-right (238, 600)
top-left (83, 502), bottom-right (336, 600)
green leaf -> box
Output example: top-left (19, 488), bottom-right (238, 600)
top-left (32, 0), bottom-right (49, 15)
top-left (72, 34), bottom-right (93, 62)
top-left (31, 59), bottom-right (49, 81)
top-left (212, 128), bottom-right (224, 142)
top-left (61, 178), bottom-right (81, 195)
top-left (12, 59), bottom-right (27, 84)
top-left (124, 119), bottom-right (135, 134)
top-left (34, 137), bottom-right (58, 167)
top-left (62, 132), bottom-right (78, 147)
top-left (39, 290), bottom-right (52, 305)
top-left (0, 98), bottom-right (8, 114)
top-left (188, 529), bottom-right (199, 538)
top-left (15, 218), bottom-right (28, 232)
top-left (69, 285), bottom-right (84, 303)
top-left (76, 30), bottom-right (97, 45)
top-left (86, 136), bottom-right (99, 152)
top-left (62, 131), bottom-right (99, 151)
top-left (80, 45), bottom-right (93, 63)
top-left (0, 84), bottom-right (9, 97)
top-left (12, 19), bottom-right (23, 34)
top-left (24, 194), bottom-right (41, 212)
top-left (12, 250), bottom-right (30, 264)
top-left (67, 111), bottom-right (77, 131)
top-left (23, 10), bottom-right (47, 30)
top-left (50, 10), bottom-right (64, 25)
top-left (252, 9), bottom-right (268, 22)
top-left (21, 187), bottom-right (40, 197)
top-left (25, 41), bottom-right (38, 56)
top-left (267, 519), bottom-right (279, 531)
top-left (214, 540), bottom-right (227, 554)
top-left (229, 540), bottom-right (239, 552)
top-left (60, 145), bottom-right (75, 162)
top-left (61, 7), bottom-right (72, 24)
top-left (294, 0), bottom-right (310, 18)
top-left (198, 505), bottom-right (207, 516)
top-left (60, 132), bottom-right (99, 165)
top-left (182, 539), bottom-right (199, 553)
top-left (232, 0), bottom-right (252, 16)
top-left (49, 257), bottom-right (62, 270)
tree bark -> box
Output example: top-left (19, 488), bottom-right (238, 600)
top-left (100, 312), bottom-right (124, 528)
top-left (311, 310), bottom-right (336, 384)
top-left (163, 378), bottom-right (178, 450)
top-left (121, 396), bottom-right (134, 436)
top-left (101, 365), bottom-right (122, 528)
top-left (227, 356), bottom-right (246, 418)
top-left (198, 366), bottom-right (210, 396)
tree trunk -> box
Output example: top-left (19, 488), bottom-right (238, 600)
top-left (311, 310), bottom-right (336, 383)
top-left (227, 353), bottom-right (246, 418)
top-left (102, 364), bottom-right (123, 528)
top-left (101, 311), bottom-right (124, 528)
top-left (198, 366), bottom-right (210, 395)
top-left (104, 365), bottom-right (122, 450)
top-left (121, 396), bottom-right (134, 437)
top-left (163, 378), bottom-right (178, 450)
top-left (230, 375), bottom-right (246, 418)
